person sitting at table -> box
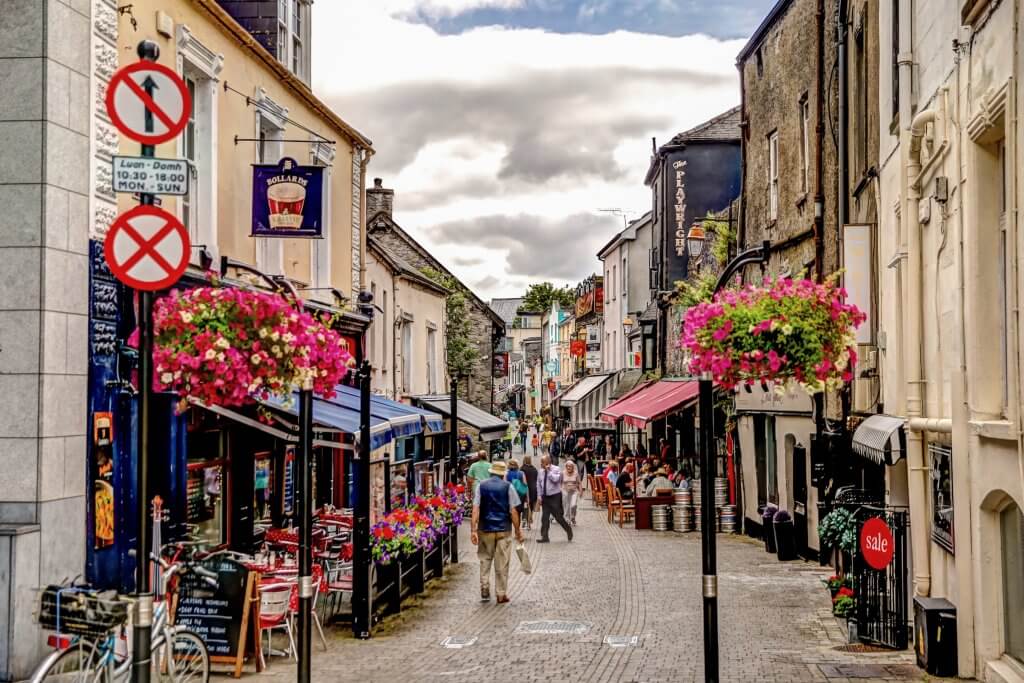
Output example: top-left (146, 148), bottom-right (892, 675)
top-left (604, 461), bottom-right (619, 486)
top-left (616, 463), bottom-right (635, 500)
top-left (673, 466), bottom-right (692, 488)
top-left (643, 468), bottom-right (674, 496)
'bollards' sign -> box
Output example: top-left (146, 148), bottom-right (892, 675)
top-left (251, 157), bottom-right (324, 238)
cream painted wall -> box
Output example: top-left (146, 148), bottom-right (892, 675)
top-left (875, 0), bottom-right (1024, 676)
top-left (115, 1), bottom-right (362, 301)
top-left (365, 250), bottom-right (447, 399)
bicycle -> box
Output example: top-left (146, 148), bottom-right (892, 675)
top-left (31, 544), bottom-right (216, 682)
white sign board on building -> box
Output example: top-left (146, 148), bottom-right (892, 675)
top-left (112, 156), bottom-right (189, 196)
top-left (734, 382), bottom-right (813, 414)
top-left (585, 351), bottom-right (601, 370)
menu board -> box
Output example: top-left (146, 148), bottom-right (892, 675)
top-left (186, 469), bottom-right (204, 522)
top-left (174, 557), bottom-right (256, 677)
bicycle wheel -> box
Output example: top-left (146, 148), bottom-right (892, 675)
top-left (154, 629), bottom-right (209, 683)
top-left (34, 641), bottom-right (103, 683)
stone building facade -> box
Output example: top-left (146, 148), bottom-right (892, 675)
top-left (366, 180), bottom-right (504, 413)
top-left (734, 0), bottom-right (840, 558)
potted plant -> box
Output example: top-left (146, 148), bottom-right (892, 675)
top-left (817, 508), bottom-right (857, 574)
top-left (761, 504), bottom-right (779, 553)
top-left (822, 574), bottom-right (844, 600)
top-left (153, 286), bottom-right (354, 408)
top-left (832, 587), bottom-right (855, 617)
top-left (773, 508), bottom-right (797, 561)
top-left (681, 276), bottom-right (866, 394)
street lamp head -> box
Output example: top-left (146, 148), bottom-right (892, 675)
top-left (137, 40), bottom-right (160, 61)
top-left (686, 223), bottom-right (706, 261)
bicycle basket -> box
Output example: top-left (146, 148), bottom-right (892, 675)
top-left (36, 585), bottom-right (129, 637)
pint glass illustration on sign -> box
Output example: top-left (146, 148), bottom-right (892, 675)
top-left (251, 157), bottom-right (324, 238)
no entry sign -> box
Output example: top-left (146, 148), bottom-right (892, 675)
top-left (104, 205), bottom-right (190, 291)
top-left (105, 61), bottom-right (191, 145)
top-left (860, 516), bottom-right (895, 570)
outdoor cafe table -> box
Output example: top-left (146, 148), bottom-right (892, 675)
top-left (634, 493), bottom-right (674, 530)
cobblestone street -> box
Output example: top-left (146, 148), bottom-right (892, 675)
top-left (248, 488), bottom-right (938, 683)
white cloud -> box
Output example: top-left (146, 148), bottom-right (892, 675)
top-left (311, 4), bottom-right (743, 299)
top-left (381, 0), bottom-right (526, 20)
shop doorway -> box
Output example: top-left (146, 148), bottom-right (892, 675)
top-left (790, 439), bottom-right (808, 556)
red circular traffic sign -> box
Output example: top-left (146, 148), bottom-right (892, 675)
top-left (860, 516), bottom-right (895, 570)
top-left (105, 61), bottom-right (191, 145)
top-left (104, 205), bottom-right (190, 291)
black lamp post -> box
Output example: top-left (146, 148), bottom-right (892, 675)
top-left (696, 239), bottom-right (770, 683)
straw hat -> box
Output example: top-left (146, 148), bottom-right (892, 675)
top-left (489, 461), bottom-right (508, 477)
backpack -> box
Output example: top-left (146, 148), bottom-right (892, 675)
top-left (511, 474), bottom-right (528, 498)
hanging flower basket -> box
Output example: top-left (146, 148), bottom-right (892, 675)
top-left (682, 277), bottom-right (866, 394)
top-left (153, 287), bottom-right (354, 407)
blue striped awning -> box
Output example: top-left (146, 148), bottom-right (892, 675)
top-left (330, 385), bottom-right (443, 437)
top-left (259, 392), bottom-right (394, 451)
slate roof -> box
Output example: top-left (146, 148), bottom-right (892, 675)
top-left (490, 297), bottom-right (524, 325)
top-left (367, 236), bottom-right (449, 295)
top-left (667, 106), bottom-right (742, 146)
top-left (639, 299), bottom-right (660, 323)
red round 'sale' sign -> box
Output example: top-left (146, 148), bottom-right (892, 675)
top-left (860, 516), bottom-right (895, 570)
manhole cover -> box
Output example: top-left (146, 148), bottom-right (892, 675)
top-left (515, 620), bottom-right (590, 635)
top-left (441, 636), bottom-right (478, 649)
top-left (604, 635), bottom-right (640, 647)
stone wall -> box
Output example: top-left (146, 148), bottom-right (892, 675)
top-left (739, 0), bottom-right (839, 279)
top-left (0, 0), bottom-right (95, 677)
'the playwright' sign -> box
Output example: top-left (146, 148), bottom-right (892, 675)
top-left (251, 157), bottom-right (324, 238)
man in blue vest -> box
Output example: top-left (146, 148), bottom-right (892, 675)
top-left (471, 460), bottom-right (524, 603)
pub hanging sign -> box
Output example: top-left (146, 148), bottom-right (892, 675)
top-left (251, 157), bottom-right (324, 238)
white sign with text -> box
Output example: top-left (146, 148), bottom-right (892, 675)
top-left (112, 156), bottom-right (189, 196)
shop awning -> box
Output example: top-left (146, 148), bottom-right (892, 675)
top-left (852, 414), bottom-right (905, 465)
top-left (599, 379), bottom-right (700, 429)
top-left (329, 385), bottom-right (444, 438)
top-left (608, 369), bottom-right (644, 400)
top-left (559, 373), bottom-right (615, 408)
top-left (566, 373), bottom-right (616, 428)
top-left (259, 393), bottom-right (395, 451)
top-left (412, 395), bottom-right (509, 442)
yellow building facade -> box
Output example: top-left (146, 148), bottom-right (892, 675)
top-left (110, 0), bottom-right (372, 303)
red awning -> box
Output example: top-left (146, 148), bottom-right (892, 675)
top-left (600, 379), bottom-right (700, 429)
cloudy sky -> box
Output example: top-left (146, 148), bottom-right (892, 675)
top-left (312, 0), bottom-right (772, 300)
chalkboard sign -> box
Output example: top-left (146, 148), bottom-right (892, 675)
top-left (174, 558), bottom-right (257, 677)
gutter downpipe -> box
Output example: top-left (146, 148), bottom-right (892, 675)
top-left (837, 0), bottom-right (849, 236)
top-left (905, 103), bottom-right (935, 599)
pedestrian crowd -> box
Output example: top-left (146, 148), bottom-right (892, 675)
top-left (469, 416), bottom-right (698, 604)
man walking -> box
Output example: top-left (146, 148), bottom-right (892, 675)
top-left (536, 454), bottom-right (573, 543)
top-left (467, 450), bottom-right (491, 494)
top-left (471, 461), bottom-right (524, 603)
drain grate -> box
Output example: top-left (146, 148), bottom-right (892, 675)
top-left (604, 635), bottom-right (640, 648)
top-left (514, 620), bottom-right (590, 635)
top-left (441, 636), bottom-right (478, 649)
top-left (832, 643), bottom-right (895, 653)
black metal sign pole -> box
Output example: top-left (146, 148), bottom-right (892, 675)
top-left (698, 373), bottom-right (718, 683)
top-left (296, 379), bottom-right (314, 682)
top-left (132, 39), bottom-right (160, 683)
top-left (448, 377), bottom-right (459, 563)
top-left (352, 360), bottom-right (372, 638)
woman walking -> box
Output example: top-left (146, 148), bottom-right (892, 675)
top-left (521, 455), bottom-right (538, 530)
top-left (506, 459), bottom-right (529, 528)
top-left (562, 460), bottom-right (582, 525)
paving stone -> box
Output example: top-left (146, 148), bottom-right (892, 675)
top-left (243, 484), bottom-right (963, 683)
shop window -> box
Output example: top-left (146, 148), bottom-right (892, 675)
top-left (1001, 502), bottom-right (1024, 663)
top-left (186, 428), bottom-right (226, 545)
top-left (254, 454), bottom-right (271, 524)
top-left (929, 443), bottom-right (954, 553)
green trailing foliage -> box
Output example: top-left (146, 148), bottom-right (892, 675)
top-left (421, 267), bottom-right (478, 377)
top-left (674, 215), bottom-right (735, 308)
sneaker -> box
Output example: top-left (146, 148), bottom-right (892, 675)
top-left (480, 592), bottom-right (490, 602)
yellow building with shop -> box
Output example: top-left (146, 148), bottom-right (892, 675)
top-left (106, 0), bottom-right (372, 308)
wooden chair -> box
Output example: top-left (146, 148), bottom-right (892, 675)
top-left (591, 476), bottom-right (608, 508)
top-left (606, 484), bottom-right (635, 527)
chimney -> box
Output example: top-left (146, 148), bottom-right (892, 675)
top-left (366, 177), bottom-right (394, 219)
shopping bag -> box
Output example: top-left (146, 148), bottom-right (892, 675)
top-left (516, 542), bottom-right (532, 574)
